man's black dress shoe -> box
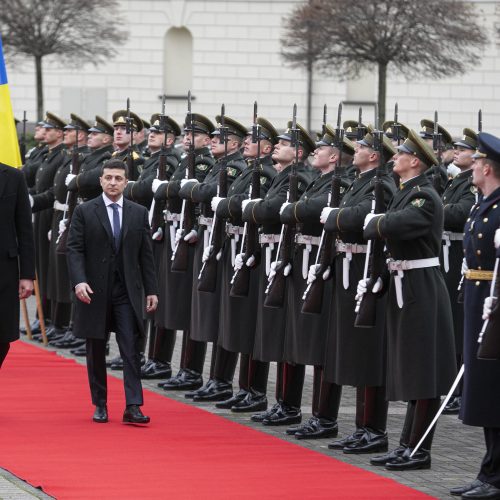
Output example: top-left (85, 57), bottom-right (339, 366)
top-left (185, 379), bottom-right (215, 399)
top-left (21, 318), bottom-right (41, 335)
top-left (106, 354), bottom-right (122, 368)
top-left (251, 402), bottom-right (281, 422)
top-left (328, 428), bottom-right (365, 450)
top-left (49, 329), bottom-right (74, 346)
top-left (343, 429), bottom-right (388, 454)
top-left (384, 447), bottom-right (431, 471)
top-left (160, 369), bottom-right (203, 391)
top-left (262, 404), bottom-right (301, 426)
top-left (450, 479), bottom-right (485, 496)
top-left (370, 445), bottom-right (407, 466)
top-left (461, 482), bottom-right (500, 499)
top-left (110, 356), bottom-right (124, 370)
top-left (71, 345), bottom-right (87, 356)
top-left (292, 417), bottom-right (338, 440)
top-left (93, 405), bottom-right (108, 423)
top-left (443, 396), bottom-right (461, 415)
top-left (215, 389), bottom-right (249, 409)
top-left (192, 380), bottom-right (233, 402)
top-left (123, 404), bottom-right (150, 424)
top-left (141, 360), bottom-right (172, 380)
top-left (231, 392), bottom-right (268, 413)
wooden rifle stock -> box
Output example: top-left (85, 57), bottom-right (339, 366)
top-left (150, 146), bottom-right (168, 239)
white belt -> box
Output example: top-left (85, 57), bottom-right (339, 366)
top-left (53, 201), bottom-right (68, 211)
top-left (259, 233), bottom-right (281, 245)
top-left (336, 240), bottom-right (368, 290)
top-left (387, 257), bottom-right (440, 308)
top-left (199, 215), bottom-right (213, 227)
top-left (295, 233), bottom-right (321, 246)
top-left (226, 223), bottom-right (245, 236)
top-left (166, 211), bottom-right (181, 223)
top-left (442, 231), bottom-right (464, 273)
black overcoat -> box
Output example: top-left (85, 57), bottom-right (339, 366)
top-left (66, 196), bottom-right (158, 339)
top-left (0, 164), bottom-right (36, 342)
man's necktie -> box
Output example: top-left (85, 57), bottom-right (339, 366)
top-left (110, 203), bottom-right (121, 250)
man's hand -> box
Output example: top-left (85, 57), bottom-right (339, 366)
top-left (363, 213), bottom-right (382, 230)
top-left (307, 264), bottom-right (330, 285)
top-left (355, 277), bottom-right (383, 301)
top-left (495, 228), bottom-right (500, 249)
top-left (152, 179), bottom-right (167, 193)
top-left (58, 218), bottom-right (67, 236)
top-left (75, 283), bottom-right (94, 304)
top-left (29, 194), bottom-right (34, 208)
top-left (279, 202), bottom-right (290, 215)
top-left (461, 258), bottom-right (469, 276)
top-left (146, 295), bottom-right (158, 313)
top-left (19, 279), bottom-right (34, 300)
top-left (242, 198), bottom-right (261, 212)
top-left (180, 178), bottom-right (198, 188)
top-left (482, 296), bottom-right (496, 321)
top-left (65, 173), bottom-right (76, 186)
top-left (320, 207), bottom-right (334, 225)
top-left (211, 196), bottom-right (225, 212)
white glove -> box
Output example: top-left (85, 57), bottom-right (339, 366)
top-left (183, 229), bottom-right (198, 243)
top-left (320, 207), bottom-right (334, 225)
top-left (280, 202), bottom-right (290, 215)
top-left (180, 178), bottom-right (198, 188)
top-left (495, 228), bottom-right (500, 249)
top-left (283, 263), bottom-right (292, 276)
top-left (29, 194), bottom-right (34, 208)
top-left (152, 227), bottom-right (163, 241)
top-left (65, 173), bottom-right (76, 186)
top-left (245, 255), bottom-right (256, 267)
top-left (447, 163), bottom-right (461, 178)
top-left (355, 277), bottom-right (383, 301)
top-left (152, 179), bottom-right (168, 193)
top-left (307, 264), bottom-right (331, 285)
top-left (235, 253), bottom-right (244, 270)
top-left (482, 296), bottom-right (496, 320)
top-left (58, 218), bottom-right (67, 235)
top-left (461, 258), bottom-right (469, 276)
top-left (47, 229), bottom-right (52, 241)
top-left (175, 228), bottom-right (183, 244)
top-left (202, 245), bottom-right (213, 262)
top-left (363, 213), bottom-right (381, 230)
top-left (211, 196), bottom-right (225, 212)
top-left (269, 260), bottom-right (291, 279)
top-left (242, 198), bottom-right (261, 212)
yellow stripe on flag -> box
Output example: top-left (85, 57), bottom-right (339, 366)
top-left (0, 84), bottom-right (22, 168)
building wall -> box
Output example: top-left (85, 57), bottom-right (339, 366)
top-left (7, 0), bottom-right (500, 136)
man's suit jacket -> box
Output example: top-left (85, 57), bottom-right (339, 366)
top-left (0, 163), bottom-right (35, 342)
top-left (66, 195), bottom-right (158, 339)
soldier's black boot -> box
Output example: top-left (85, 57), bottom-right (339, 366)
top-left (251, 362), bottom-right (281, 421)
top-left (344, 385), bottom-right (389, 454)
top-left (217, 353), bottom-right (250, 409)
top-left (141, 328), bottom-right (174, 379)
top-left (329, 385), bottom-right (364, 449)
top-left (262, 363), bottom-right (304, 426)
top-left (232, 357), bottom-right (269, 413)
top-left (443, 355), bottom-right (462, 414)
top-left (385, 398), bottom-right (439, 470)
top-left (185, 340), bottom-right (213, 398)
top-left (292, 367), bottom-right (340, 440)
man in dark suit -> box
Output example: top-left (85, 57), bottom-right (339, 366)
top-left (67, 159), bottom-right (158, 424)
top-left (0, 163), bottom-right (35, 368)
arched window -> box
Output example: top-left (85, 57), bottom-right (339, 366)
top-left (163, 27), bottom-right (192, 98)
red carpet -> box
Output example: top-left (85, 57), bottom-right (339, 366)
top-left (0, 342), bottom-right (433, 499)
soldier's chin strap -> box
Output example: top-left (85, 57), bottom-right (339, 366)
top-left (410, 364), bottom-right (464, 458)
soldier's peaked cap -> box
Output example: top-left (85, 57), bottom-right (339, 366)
top-left (88, 115), bottom-right (114, 135)
top-left (64, 113), bottom-right (91, 131)
top-left (317, 124), bottom-right (356, 156)
top-left (112, 110), bottom-right (143, 132)
top-left (184, 113), bottom-right (215, 135)
top-left (472, 132), bottom-right (500, 163)
top-left (419, 118), bottom-right (452, 146)
top-left (382, 120), bottom-right (410, 141)
top-left (212, 115), bottom-right (247, 139)
top-left (357, 127), bottom-right (397, 158)
top-left (343, 120), bottom-right (368, 139)
top-left (245, 117), bottom-right (279, 144)
top-left (278, 121), bottom-right (316, 155)
top-left (397, 129), bottom-right (438, 167)
top-left (454, 128), bottom-right (478, 150)
top-left (42, 112), bottom-right (66, 129)
top-left (149, 113), bottom-right (181, 136)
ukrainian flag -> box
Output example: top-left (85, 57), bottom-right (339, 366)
top-left (0, 35), bottom-right (22, 168)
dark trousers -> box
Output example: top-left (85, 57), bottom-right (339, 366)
top-left (354, 385), bottom-right (388, 433)
top-left (478, 427), bottom-right (500, 488)
top-left (0, 342), bottom-right (10, 368)
top-left (400, 398), bottom-right (441, 450)
top-left (314, 366), bottom-right (342, 421)
top-left (86, 277), bottom-right (143, 407)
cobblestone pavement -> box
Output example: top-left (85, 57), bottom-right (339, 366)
top-left (4, 300), bottom-right (483, 499)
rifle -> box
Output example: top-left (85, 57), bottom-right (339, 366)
top-left (198, 104), bottom-right (229, 292)
top-left (150, 95), bottom-right (168, 240)
top-left (477, 257), bottom-right (500, 360)
top-left (230, 101), bottom-right (261, 297)
top-left (264, 104), bottom-right (299, 308)
top-left (20, 111), bottom-right (27, 164)
top-left (171, 91), bottom-right (196, 272)
top-left (56, 127), bottom-right (81, 254)
top-left (432, 110), bottom-right (443, 192)
top-left (125, 98), bottom-right (138, 181)
top-left (478, 109), bottom-right (482, 133)
top-left (357, 106), bottom-right (366, 140)
top-left (302, 103), bottom-right (343, 314)
top-left (392, 103), bottom-right (401, 146)
top-left (354, 129), bottom-right (387, 327)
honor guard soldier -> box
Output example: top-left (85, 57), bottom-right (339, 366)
top-left (382, 120), bottom-right (409, 147)
top-left (363, 129), bottom-right (456, 470)
top-left (178, 114), bottom-right (247, 402)
top-left (136, 113), bottom-right (182, 379)
top-left (29, 112), bottom-right (67, 336)
top-left (440, 128), bottom-right (477, 415)
top-left (320, 128), bottom-right (396, 453)
top-left (66, 115), bottom-right (114, 204)
top-left (137, 118), bottom-right (151, 159)
top-left (279, 126), bottom-right (352, 439)
top-left (242, 120), bottom-right (315, 426)
top-left (47, 114), bottom-right (90, 349)
top-left (211, 115), bottom-right (278, 411)
top-left (154, 113), bottom-right (215, 391)
top-left (343, 119), bottom-right (368, 181)
top-left (22, 121), bottom-right (48, 193)
top-left (450, 132), bottom-right (500, 499)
